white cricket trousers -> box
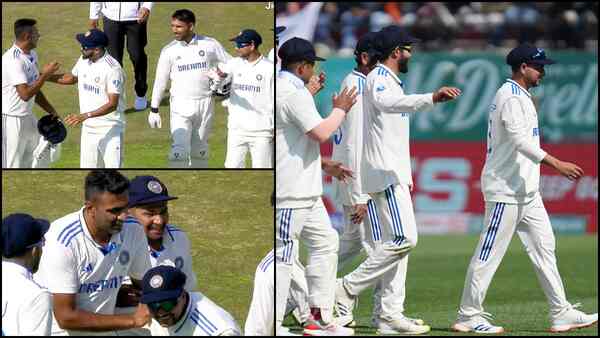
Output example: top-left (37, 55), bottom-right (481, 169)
top-left (458, 194), bottom-right (572, 320)
top-left (224, 133), bottom-right (273, 168)
top-left (284, 242), bottom-right (311, 324)
top-left (169, 96), bottom-right (214, 168)
top-left (245, 252), bottom-right (274, 336)
top-left (275, 198), bottom-right (339, 331)
top-left (80, 124), bottom-right (124, 168)
top-left (2, 114), bottom-right (44, 168)
top-left (342, 184), bottom-right (418, 320)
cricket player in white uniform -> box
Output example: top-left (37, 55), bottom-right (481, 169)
top-left (452, 44), bottom-right (598, 334)
top-left (33, 170), bottom-right (152, 335)
top-left (335, 26), bottom-right (461, 335)
top-left (269, 26), bottom-right (285, 72)
top-left (141, 265), bottom-right (241, 336)
top-left (220, 29), bottom-right (273, 168)
top-left (48, 29), bottom-right (127, 168)
top-left (149, 9), bottom-right (232, 168)
top-left (114, 175), bottom-right (198, 335)
top-left (2, 18), bottom-right (61, 168)
top-left (275, 37), bottom-right (357, 336)
top-left (244, 250), bottom-right (274, 335)
top-left (2, 213), bottom-right (52, 336)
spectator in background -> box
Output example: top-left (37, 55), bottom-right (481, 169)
top-left (314, 3), bottom-right (339, 56)
top-left (338, 4), bottom-right (371, 56)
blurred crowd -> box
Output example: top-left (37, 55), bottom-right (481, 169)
top-left (275, 2), bottom-right (599, 56)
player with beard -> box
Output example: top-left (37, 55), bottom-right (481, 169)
top-left (334, 25), bottom-right (461, 335)
top-left (33, 170), bottom-right (152, 335)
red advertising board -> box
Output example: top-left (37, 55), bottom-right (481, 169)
top-left (321, 142), bottom-right (598, 233)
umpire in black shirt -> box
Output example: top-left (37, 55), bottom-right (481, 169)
top-left (89, 2), bottom-right (152, 110)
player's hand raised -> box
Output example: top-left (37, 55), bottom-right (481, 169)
top-left (433, 86), bottom-right (461, 103)
top-left (132, 303), bottom-right (151, 328)
top-left (307, 72), bottom-right (326, 96)
top-left (332, 86), bottom-right (358, 113)
top-left (42, 62), bottom-right (60, 76)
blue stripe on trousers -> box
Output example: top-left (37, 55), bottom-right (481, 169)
top-left (279, 209), bottom-right (293, 263)
top-left (385, 185), bottom-right (404, 245)
top-left (479, 203), bottom-right (504, 261)
top-left (367, 200), bottom-right (381, 241)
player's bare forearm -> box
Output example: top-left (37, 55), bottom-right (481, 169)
top-left (55, 308), bottom-right (138, 331)
top-left (541, 153), bottom-right (584, 180)
top-left (86, 94), bottom-right (119, 118)
top-left (15, 73), bottom-right (51, 101)
top-left (34, 90), bottom-right (58, 116)
top-left (47, 73), bottom-right (77, 85)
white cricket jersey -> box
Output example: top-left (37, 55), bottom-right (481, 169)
top-left (331, 70), bottom-right (370, 206)
top-left (221, 55), bottom-right (274, 137)
top-left (481, 79), bottom-right (548, 204)
top-left (267, 48), bottom-right (275, 63)
top-left (244, 250), bottom-right (274, 336)
top-left (2, 262), bottom-right (53, 336)
top-left (148, 291), bottom-right (241, 336)
top-left (124, 215), bottom-right (197, 291)
top-left (72, 53), bottom-right (126, 129)
top-left (34, 207), bottom-right (152, 336)
top-left (275, 70), bottom-right (323, 209)
top-left (361, 64), bottom-right (435, 193)
top-left (151, 34), bottom-right (232, 108)
top-left (89, 2), bottom-right (154, 21)
top-left (2, 44), bottom-right (39, 116)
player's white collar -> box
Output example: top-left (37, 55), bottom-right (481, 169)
top-left (78, 207), bottom-right (124, 250)
top-left (2, 261), bottom-right (33, 278)
top-left (244, 54), bottom-right (263, 66)
top-left (505, 79), bottom-right (531, 98)
top-left (179, 34), bottom-right (198, 46)
top-left (352, 69), bottom-right (367, 79)
top-left (172, 291), bottom-right (194, 333)
top-left (278, 70), bottom-right (304, 89)
top-left (376, 64), bottom-right (402, 85)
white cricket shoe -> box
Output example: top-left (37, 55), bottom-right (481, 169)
top-left (452, 312), bottom-right (504, 334)
top-left (372, 315), bottom-right (425, 327)
top-left (550, 304), bottom-right (598, 333)
top-left (335, 314), bottom-right (356, 327)
top-left (376, 315), bottom-right (431, 335)
top-left (303, 319), bottom-right (355, 336)
top-left (334, 278), bottom-right (357, 326)
top-left (134, 96), bottom-right (147, 110)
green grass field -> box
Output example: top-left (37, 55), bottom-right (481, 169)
top-left (2, 2), bottom-right (274, 167)
top-left (2, 170), bottom-right (274, 329)
top-left (284, 234), bottom-right (598, 336)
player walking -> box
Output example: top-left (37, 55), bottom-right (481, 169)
top-left (275, 36), bottom-right (357, 336)
top-left (149, 9), bottom-right (232, 168)
top-left (141, 265), bottom-right (241, 336)
top-left (451, 44), bottom-right (598, 334)
top-left (47, 28), bottom-right (127, 168)
top-left (335, 25), bottom-right (461, 335)
top-left (2, 18), bottom-right (61, 168)
top-left (33, 170), bottom-right (152, 335)
top-left (2, 213), bottom-right (52, 335)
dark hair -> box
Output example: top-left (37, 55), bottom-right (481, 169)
top-left (85, 170), bottom-right (130, 201)
top-left (511, 63), bottom-right (522, 73)
top-left (172, 9), bottom-right (196, 24)
top-left (14, 18), bottom-right (36, 40)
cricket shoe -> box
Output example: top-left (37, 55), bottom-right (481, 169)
top-left (334, 279), bottom-right (357, 326)
top-left (550, 303), bottom-right (598, 333)
top-left (303, 318), bottom-right (354, 336)
top-left (335, 314), bottom-right (356, 327)
top-left (376, 315), bottom-right (431, 335)
top-left (451, 312), bottom-right (504, 334)
top-left (372, 315), bottom-right (425, 327)
top-left (134, 96), bottom-right (147, 110)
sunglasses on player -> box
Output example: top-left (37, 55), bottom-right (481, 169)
top-left (234, 41), bottom-right (251, 49)
top-left (148, 298), bottom-right (178, 313)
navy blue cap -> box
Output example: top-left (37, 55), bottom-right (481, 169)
top-left (278, 37), bottom-right (326, 63)
top-left (141, 265), bottom-right (187, 304)
top-left (38, 114), bottom-right (67, 144)
top-left (128, 176), bottom-right (178, 208)
top-left (506, 44), bottom-right (556, 66)
top-left (230, 29), bottom-right (262, 46)
top-left (2, 213), bottom-right (50, 258)
top-left (375, 25), bottom-right (419, 55)
top-left (76, 29), bottom-right (109, 49)
top-left (354, 32), bottom-right (381, 57)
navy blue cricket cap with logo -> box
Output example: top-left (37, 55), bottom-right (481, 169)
top-left (2, 213), bottom-right (50, 258)
top-left (278, 37), bottom-right (326, 64)
top-left (354, 31), bottom-right (381, 57)
top-left (506, 43), bottom-right (556, 66)
top-left (375, 25), bottom-right (420, 55)
top-left (230, 29), bottom-right (262, 47)
top-left (141, 265), bottom-right (187, 304)
top-left (128, 176), bottom-right (178, 208)
top-left (76, 29), bottom-right (109, 49)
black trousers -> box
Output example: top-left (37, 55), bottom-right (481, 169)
top-left (103, 17), bottom-right (148, 97)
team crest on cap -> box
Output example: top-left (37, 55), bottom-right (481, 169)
top-left (198, 50), bottom-right (205, 57)
top-left (256, 74), bottom-right (263, 81)
top-left (150, 275), bottom-right (164, 288)
top-left (175, 256), bottom-right (184, 269)
top-left (119, 250), bottom-right (130, 265)
top-left (85, 31), bottom-right (92, 37)
top-left (147, 181), bottom-right (163, 194)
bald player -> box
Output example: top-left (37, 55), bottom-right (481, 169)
top-left (34, 170), bottom-right (152, 335)
top-left (452, 44), bottom-right (597, 334)
top-left (149, 9), bottom-right (232, 168)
